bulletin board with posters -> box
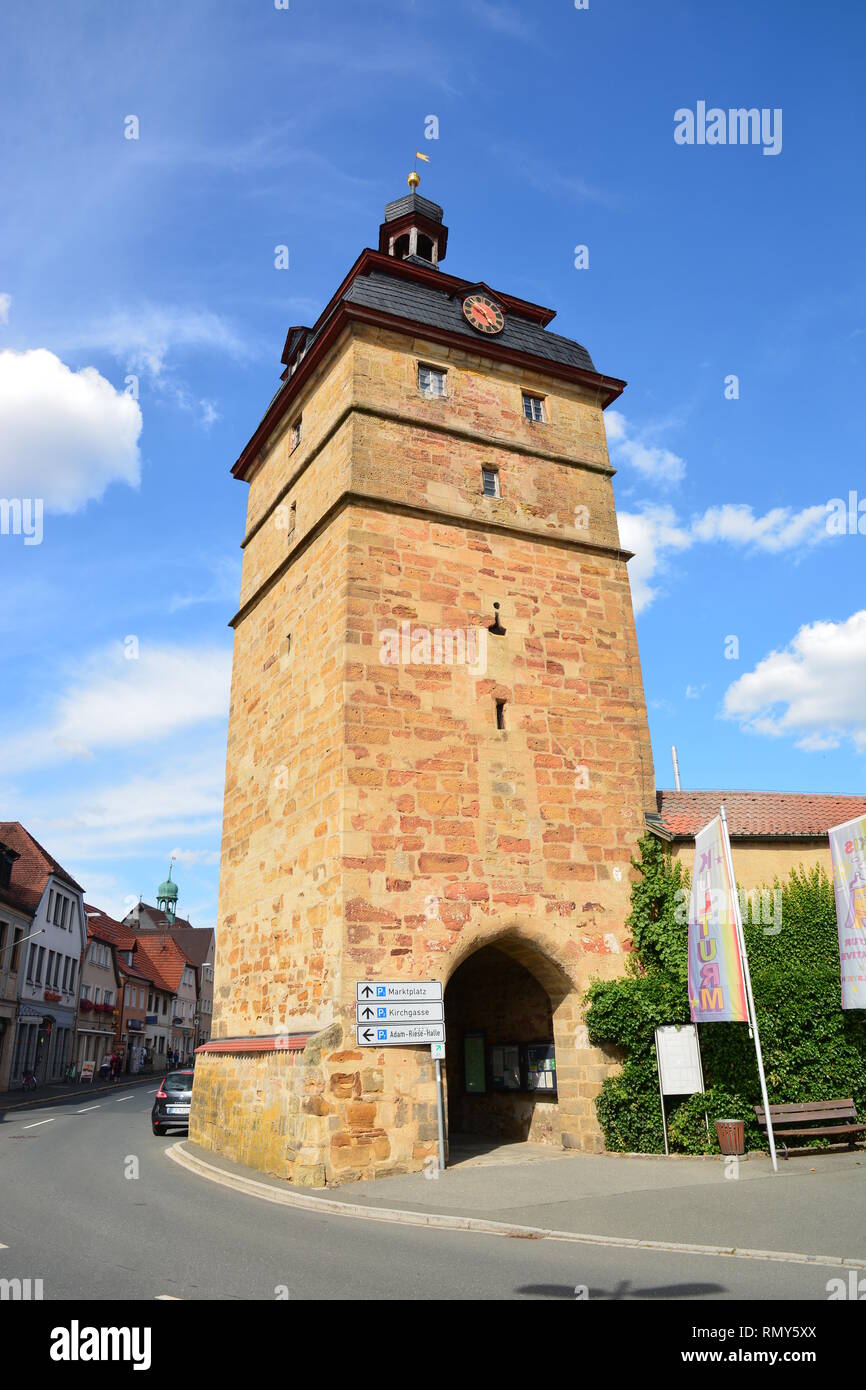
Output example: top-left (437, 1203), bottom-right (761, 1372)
top-left (490, 1044), bottom-right (521, 1091)
top-left (525, 1042), bottom-right (557, 1094)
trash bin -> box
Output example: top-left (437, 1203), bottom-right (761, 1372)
top-left (715, 1118), bottom-right (745, 1155)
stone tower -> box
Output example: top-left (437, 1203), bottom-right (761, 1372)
top-left (191, 180), bottom-right (656, 1186)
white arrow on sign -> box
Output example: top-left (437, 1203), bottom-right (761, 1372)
top-left (356, 1023), bottom-right (445, 1046)
top-left (355, 980), bottom-right (442, 1003)
top-left (356, 1001), bottom-right (444, 1023)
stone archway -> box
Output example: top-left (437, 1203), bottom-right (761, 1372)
top-left (442, 931), bottom-right (591, 1153)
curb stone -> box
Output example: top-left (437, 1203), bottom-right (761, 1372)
top-left (165, 1140), bottom-right (866, 1270)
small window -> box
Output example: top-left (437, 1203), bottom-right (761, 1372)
top-left (522, 393), bottom-right (545, 423)
top-left (418, 364), bottom-right (446, 397)
top-left (481, 467), bottom-right (500, 498)
top-left (287, 502), bottom-right (296, 538)
top-left (290, 418), bottom-right (302, 453)
top-left (394, 233), bottom-right (411, 259)
top-left (416, 233), bottom-right (434, 263)
top-left (495, 699), bottom-right (506, 730)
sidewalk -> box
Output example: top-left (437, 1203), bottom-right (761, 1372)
top-left (0, 1072), bottom-right (157, 1111)
top-left (172, 1138), bottom-right (866, 1267)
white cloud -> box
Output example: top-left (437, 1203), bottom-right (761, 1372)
top-left (4, 641), bottom-right (232, 772)
top-left (606, 410), bottom-right (686, 483)
top-left (620, 500), bottom-right (831, 612)
top-left (723, 610), bottom-right (866, 753)
top-left (471, 0), bottom-right (536, 40)
top-left (169, 847), bottom-right (220, 867)
top-left (20, 754), bottom-right (226, 931)
top-left (66, 305), bottom-right (248, 380)
top-left (690, 503), bottom-right (829, 552)
top-left (618, 505), bottom-right (691, 612)
top-left (685, 685), bottom-right (706, 700)
top-left (0, 293), bottom-right (11, 325)
top-left (0, 349), bottom-right (141, 512)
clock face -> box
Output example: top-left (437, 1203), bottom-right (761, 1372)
top-left (462, 293), bottom-right (505, 335)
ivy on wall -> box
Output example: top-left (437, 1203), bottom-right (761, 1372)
top-left (586, 835), bottom-right (866, 1155)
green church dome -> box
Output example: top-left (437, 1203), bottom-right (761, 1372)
top-left (157, 865), bottom-right (178, 901)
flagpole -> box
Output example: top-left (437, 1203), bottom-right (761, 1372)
top-left (720, 804), bottom-right (778, 1173)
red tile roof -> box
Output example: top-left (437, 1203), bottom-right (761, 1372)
top-left (158, 926), bottom-right (213, 968)
top-left (657, 790), bottom-right (866, 840)
top-left (125, 947), bottom-right (174, 995)
top-left (133, 934), bottom-right (191, 995)
top-left (0, 821), bottom-right (82, 918)
top-left (84, 905), bottom-right (137, 951)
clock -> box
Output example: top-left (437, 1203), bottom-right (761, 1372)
top-left (462, 293), bottom-right (505, 335)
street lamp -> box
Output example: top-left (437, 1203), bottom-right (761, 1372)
top-left (0, 927), bottom-right (45, 960)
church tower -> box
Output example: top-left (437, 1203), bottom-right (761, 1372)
top-left (191, 175), bottom-right (656, 1186)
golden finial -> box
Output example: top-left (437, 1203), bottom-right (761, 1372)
top-left (408, 151), bottom-right (430, 191)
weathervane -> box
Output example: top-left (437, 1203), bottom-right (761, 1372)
top-left (408, 150), bottom-right (430, 191)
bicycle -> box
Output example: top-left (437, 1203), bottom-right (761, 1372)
top-left (21, 1071), bottom-right (38, 1091)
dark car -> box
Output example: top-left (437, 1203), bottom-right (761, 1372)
top-left (151, 1070), bottom-right (194, 1135)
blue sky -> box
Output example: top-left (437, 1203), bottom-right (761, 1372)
top-left (0, 0), bottom-right (863, 929)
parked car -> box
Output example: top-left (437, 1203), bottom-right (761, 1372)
top-left (151, 1069), bottom-right (194, 1135)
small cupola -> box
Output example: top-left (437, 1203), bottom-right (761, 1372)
top-left (156, 864), bottom-right (179, 925)
top-left (378, 169), bottom-right (448, 268)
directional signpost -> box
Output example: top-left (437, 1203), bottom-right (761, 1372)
top-left (355, 980), bottom-right (446, 1171)
top-left (356, 981), bottom-right (442, 1002)
top-left (355, 979), bottom-right (443, 1044)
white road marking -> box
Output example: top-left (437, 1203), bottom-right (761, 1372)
top-left (148, 1089), bottom-right (158, 1094)
top-left (22, 1118), bottom-right (55, 1129)
top-left (115, 1095), bottom-right (134, 1102)
top-left (155, 1294), bottom-right (182, 1300)
top-left (77, 1105), bottom-right (101, 1113)
top-left (0, 1242), bottom-right (7, 1249)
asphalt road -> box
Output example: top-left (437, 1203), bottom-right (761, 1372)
top-left (0, 1086), bottom-right (852, 1301)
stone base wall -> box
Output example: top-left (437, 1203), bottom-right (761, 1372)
top-left (190, 1020), bottom-right (442, 1187)
top-left (191, 984), bottom-right (625, 1185)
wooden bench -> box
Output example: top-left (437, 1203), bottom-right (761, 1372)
top-left (754, 1098), bottom-right (865, 1158)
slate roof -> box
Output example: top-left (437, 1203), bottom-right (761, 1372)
top-left (383, 192), bottom-right (444, 224)
top-left (163, 927), bottom-right (213, 968)
top-left (342, 271), bottom-right (597, 374)
top-left (132, 902), bottom-right (194, 932)
top-left (0, 821), bottom-right (82, 919)
top-left (657, 790), bottom-right (866, 840)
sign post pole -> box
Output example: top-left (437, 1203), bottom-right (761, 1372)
top-left (720, 805), bottom-right (778, 1173)
top-left (655, 1031), bottom-right (670, 1156)
top-left (433, 1052), bottom-right (446, 1172)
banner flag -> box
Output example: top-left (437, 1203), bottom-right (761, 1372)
top-left (688, 816), bottom-right (749, 1023)
top-left (828, 814), bottom-right (866, 1010)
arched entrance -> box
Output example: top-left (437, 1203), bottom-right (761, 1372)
top-left (444, 937), bottom-right (574, 1151)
